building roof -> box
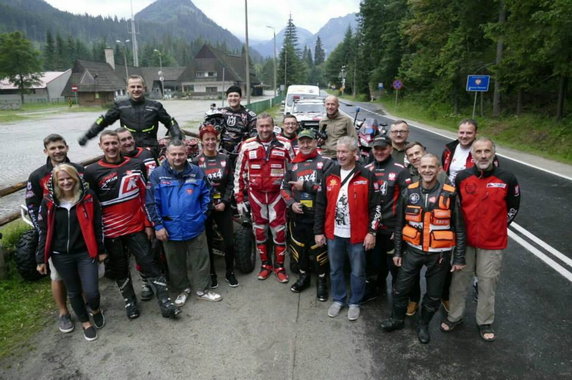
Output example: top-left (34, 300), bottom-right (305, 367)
top-left (0, 70), bottom-right (70, 90)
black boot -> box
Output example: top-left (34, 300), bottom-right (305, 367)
top-left (139, 273), bottom-right (154, 301)
top-left (117, 277), bottom-right (140, 319)
top-left (150, 276), bottom-right (181, 319)
top-left (362, 279), bottom-right (379, 304)
top-left (290, 271), bottom-right (310, 293)
top-left (316, 276), bottom-right (328, 302)
top-left (380, 318), bottom-right (404, 332)
top-left (417, 307), bottom-right (435, 344)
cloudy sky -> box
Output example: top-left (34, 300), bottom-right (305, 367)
top-left (44, 0), bottom-right (361, 41)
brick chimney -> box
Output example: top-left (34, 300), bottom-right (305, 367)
top-left (104, 48), bottom-right (115, 70)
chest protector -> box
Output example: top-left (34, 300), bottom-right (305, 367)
top-left (402, 183), bottom-right (456, 252)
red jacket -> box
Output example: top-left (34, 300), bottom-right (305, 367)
top-left (314, 165), bottom-right (381, 244)
top-left (455, 166), bottom-right (520, 250)
top-left (36, 188), bottom-right (105, 264)
top-left (234, 134), bottom-right (294, 203)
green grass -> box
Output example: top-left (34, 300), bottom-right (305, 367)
top-left (0, 102), bottom-right (103, 124)
top-left (0, 222), bottom-right (53, 359)
top-left (377, 94), bottom-right (572, 164)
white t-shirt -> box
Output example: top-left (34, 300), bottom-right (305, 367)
top-left (448, 144), bottom-right (471, 183)
top-left (334, 168), bottom-right (353, 238)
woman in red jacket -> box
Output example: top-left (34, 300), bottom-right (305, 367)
top-left (36, 164), bottom-right (107, 341)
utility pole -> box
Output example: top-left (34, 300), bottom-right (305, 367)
top-left (116, 39), bottom-right (130, 82)
top-left (244, 0), bottom-right (251, 105)
top-left (154, 49), bottom-right (164, 98)
top-left (266, 26), bottom-right (277, 97)
top-left (129, 0), bottom-right (139, 67)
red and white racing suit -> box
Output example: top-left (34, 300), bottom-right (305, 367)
top-left (234, 135), bottom-right (294, 268)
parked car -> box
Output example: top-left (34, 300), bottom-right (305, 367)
top-left (291, 99), bottom-right (325, 130)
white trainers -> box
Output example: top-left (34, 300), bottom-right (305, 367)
top-left (328, 302), bottom-right (343, 318)
top-left (196, 290), bottom-right (222, 302)
top-left (175, 288), bottom-right (191, 307)
top-left (348, 305), bottom-right (360, 321)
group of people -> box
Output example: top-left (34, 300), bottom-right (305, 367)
top-left (29, 76), bottom-right (519, 345)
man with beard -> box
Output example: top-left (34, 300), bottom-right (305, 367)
top-left (441, 137), bottom-right (519, 342)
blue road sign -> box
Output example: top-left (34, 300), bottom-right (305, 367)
top-left (466, 75), bottom-right (490, 92)
top-left (392, 80), bottom-right (403, 90)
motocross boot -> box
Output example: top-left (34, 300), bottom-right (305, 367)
top-left (274, 245), bottom-right (289, 283)
top-left (139, 272), bottom-right (154, 301)
top-left (116, 276), bottom-right (140, 319)
top-left (317, 275), bottom-right (329, 302)
top-left (149, 276), bottom-right (181, 319)
top-left (290, 271), bottom-right (310, 293)
top-left (417, 307), bottom-right (435, 344)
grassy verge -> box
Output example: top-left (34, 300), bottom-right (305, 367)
top-left (0, 222), bottom-right (54, 360)
top-left (0, 103), bottom-right (103, 124)
top-left (377, 94), bottom-right (572, 164)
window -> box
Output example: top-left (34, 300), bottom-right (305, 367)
top-left (195, 71), bottom-right (217, 78)
top-left (206, 87), bottom-right (218, 93)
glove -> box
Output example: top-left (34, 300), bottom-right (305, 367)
top-left (237, 202), bottom-right (248, 216)
top-left (78, 136), bottom-right (88, 146)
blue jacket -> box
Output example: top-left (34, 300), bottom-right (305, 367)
top-left (146, 160), bottom-right (211, 241)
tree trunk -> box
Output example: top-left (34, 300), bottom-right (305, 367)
top-left (492, 1), bottom-right (506, 118)
top-left (516, 89), bottom-right (523, 115)
top-left (556, 75), bottom-right (567, 120)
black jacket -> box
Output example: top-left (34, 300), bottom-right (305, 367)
top-left (83, 98), bottom-right (182, 152)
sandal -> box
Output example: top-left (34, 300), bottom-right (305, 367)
top-left (479, 324), bottom-right (496, 342)
top-left (440, 318), bottom-right (463, 332)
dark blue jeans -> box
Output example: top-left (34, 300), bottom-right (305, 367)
top-left (51, 252), bottom-right (100, 323)
top-left (328, 237), bottom-right (366, 306)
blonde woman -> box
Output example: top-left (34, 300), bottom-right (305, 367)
top-left (36, 164), bottom-right (107, 341)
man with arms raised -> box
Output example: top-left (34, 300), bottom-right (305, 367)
top-left (78, 75), bottom-right (181, 157)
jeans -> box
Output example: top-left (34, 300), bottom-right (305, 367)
top-left (328, 237), bottom-right (366, 306)
top-left (51, 252), bottom-right (100, 323)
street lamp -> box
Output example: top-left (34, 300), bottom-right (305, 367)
top-left (266, 25), bottom-right (277, 97)
top-left (244, 0), bottom-right (251, 105)
top-left (339, 65), bottom-right (347, 93)
top-left (153, 49), bottom-right (164, 98)
top-left (116, 39), bottom-right (130, 83)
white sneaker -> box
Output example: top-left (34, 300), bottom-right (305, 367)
top-left (196, 290), bottom-right (222, 302)
top-left (348, 305), bottom-right (360, 321)
top-left (175, 288), bottom-right (191, 307)
top-left (328, 302), bottom-right (343, 318)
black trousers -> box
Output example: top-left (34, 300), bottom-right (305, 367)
top-left (51, 251), bottom-right (100, 323)
top-left (392, 248), bottom-right (451, 320)
top-left (205, 206), bottom-right (235, 275)
top-left (104, 231), bottom-right (161, 280)
top-left (366, 233), bottom-right (400, 288)
top-left (288, 220), bottom-right (328, 275)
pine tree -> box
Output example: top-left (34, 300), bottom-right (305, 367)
top-left (43, 30), bottom-right (55, 70)
top-left (314, 36), bottom-right (325, 65)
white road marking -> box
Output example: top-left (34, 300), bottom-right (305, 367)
top-left (509, 230), bottom-right (572, 282)
top-left (511, 223), bottom-right (572, 268)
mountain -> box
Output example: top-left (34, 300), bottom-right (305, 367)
top-left (0, 0), bottom-right (257, 59)
top-left (251, 27), bottom-right (314, 58)
top-left (250, 13), bottom-right (358, 59)
top-left (135, 0), bottom-right (244, 53)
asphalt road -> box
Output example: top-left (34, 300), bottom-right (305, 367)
top-left (0, 99), bottom-right (570, 379)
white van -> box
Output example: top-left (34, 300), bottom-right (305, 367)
top-left (283, 85), bottom-right (321, 115)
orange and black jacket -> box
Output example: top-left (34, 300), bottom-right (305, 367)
top-left (394, 180), bottom-right (466, 266)
top-left (36, 179), bottom-right (105, 265)
top-left (314, 164), bottom-right (381, 244)
top-left (455, 165), bottom-right (520, 250)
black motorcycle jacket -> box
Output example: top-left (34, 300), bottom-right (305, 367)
top-left (219, 106), bottom-right (257, 155)
top-left (364, 156), bottom-right (411, 232)
top-left (281, 151), bottom-right (334, 223)
top-left (82, 97), bottom-right (182, 152)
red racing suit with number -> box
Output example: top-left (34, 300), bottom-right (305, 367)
top-left (84, 157), bottom-right (150, 239)
top-left (124, 147), bottom-right (158, 178)
top-left (234, 134), bottom-right (293, 266)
